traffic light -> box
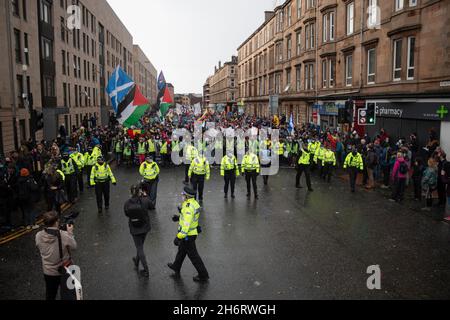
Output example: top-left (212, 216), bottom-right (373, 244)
top-left (366, 102), bottom-right (376, 125)
top-left (341, 99), bottom-right (354, 123)
top-left (33, 110), bottom-right (44, 131)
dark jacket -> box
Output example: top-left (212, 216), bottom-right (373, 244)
top-left (441, 162), bottom-right (450, 197)
top-left (15, 176), bottom-right (39, 204)
top-left (124, 197), bottom-right (151, 235)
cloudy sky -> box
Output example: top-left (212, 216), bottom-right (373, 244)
top-left (107, 0), bottom-right (277, 94)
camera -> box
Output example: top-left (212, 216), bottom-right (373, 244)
top-left (60, 211), bottom-right (80, 231)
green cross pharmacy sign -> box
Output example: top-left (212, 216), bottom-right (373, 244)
top-left (437, 105), bottom-right (449, 119)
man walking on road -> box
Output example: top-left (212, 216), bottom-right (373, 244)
top-left (221, 151), bottom-right (239, 199)
top-left (242, 150), bottom-right (260, 199)
top-left (344, 147), bottom-right (364, 193)
top-left (90, 157), bottom-right (117, 213)
top-left (168, 187), bottom-right (209, 283)
top-left (139, 155), bottom-right (160, 209)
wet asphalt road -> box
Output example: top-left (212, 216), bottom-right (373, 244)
top-left (1, 164), bottom-right (450, 300)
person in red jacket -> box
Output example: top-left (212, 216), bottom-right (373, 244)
top-left (390, 152), bottom-right (409, 203)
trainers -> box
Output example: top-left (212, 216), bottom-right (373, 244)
top-left (139, 270), bottom-right (149, 278)
top-left (193, 275), bottom-right (209, 283)
top-left (132, 257), bottom-right (139, 269)
top-left (231, 194), bottom-right (235, 199)
top-left (167, 263), bottom-right (180, 275)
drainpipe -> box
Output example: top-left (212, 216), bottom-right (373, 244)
top-left (5, 0), bottom-right (18, 149)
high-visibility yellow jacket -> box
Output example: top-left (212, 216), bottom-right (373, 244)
top-left (324, 150), bottom-right (336, 166)
top-left (242, 153), bottom-right (260, 174)
top-left (137, 142), bottom-right (147, 155)
top-left (298, 150), bottom-right (311, 165)
top-left (114, 141), bottom-right (123, 153)
top-left (177, 198), bottom-right (201, 239)
top-left (220, 155), bottom-right (240, 176)
top-left (160, 142), bottom-right (168, 155)
top-left (84, 152), bottom-right (97, 166)
top-left (70, 152), bottom-right (85, 170)
top-left (308, 141), bottom-right (321, 154)
top-left (139, 161), bottom-right (160, 180)
top-left (314, 147), bottom-right (326, 163)
top-left (188, 156), bottom-right (210, 180)
top-left (344, 153), bottom-right (364, 170)
top-left (90, 163), bottom-right (116, 186)
top-left (186, 145), bottom-right (199, 162)
top-left (147, 140), bottom-right (155, 153)
top-left (92, 146), bottom-right (102, 158)
top-left (61, 159), bottom-right (77, 175)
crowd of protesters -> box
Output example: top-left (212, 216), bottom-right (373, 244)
top-left (1, 107), bottom-right (450, 234)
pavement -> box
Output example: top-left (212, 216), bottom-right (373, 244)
top-left (1, 165), bottom-right (450, 300)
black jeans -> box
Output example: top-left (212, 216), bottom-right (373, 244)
top-left (172, 236), bottom-right (209, 279)
top-left (349, 168), bottom-right (359, 192)
top-left (223, 171), bottom-right (236, 195)
top-left (382, 166), bottom-right (390, 186)
top-left (245, 171), bottom-right (258, 196)
top-left (65, 174), bottom-right (77, 202)
top-left (85, 166), bottom-right (93, 187)
top-left (95, 182), bottom-right (110, 209)
top-left (77, 172), bottom-right (84, 193)
top-left (132, 233), bottom-right (149, 272)
top-left (191, 174), bottom-right (205, 201)
top-left (323, 163), bottom-right (333, 182)
top-left (44, 275), bottom-right (61, 300)
top-left (413, 176), bottom-right (422, 199)
top-left (143, 178), bottom-right (159, 207)
top-left (184, 164), bottom-right (191, 183)
top-left (296, 165), bottom-right (312, 189)
top-left (392, 178), bottom-right (407, 201)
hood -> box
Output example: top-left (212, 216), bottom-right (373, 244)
top-left (39, 228), bottom-right (58, 244)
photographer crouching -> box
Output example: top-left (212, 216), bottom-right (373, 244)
top-left (35, 211), bottom-right (77, 300)
top-left (124, 185), bottom-right (152, 278)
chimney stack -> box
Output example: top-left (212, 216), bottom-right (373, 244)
top-left (265, 11), bottom-right (275, 22)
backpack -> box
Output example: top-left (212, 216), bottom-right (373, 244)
top-left (399, 162), bottom-right (408, 175)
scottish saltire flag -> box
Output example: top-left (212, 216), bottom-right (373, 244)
top-left (158, 71), bottom-right (166, 91)
top-left (288, 113), bottom-right (295, 135)
top-left (106, 66), bottom-right (134, 113)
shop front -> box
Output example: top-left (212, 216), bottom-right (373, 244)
top-left (315, 101), bottom-right (346, 130)
top-left (365, 99), bottom-right (450, 150)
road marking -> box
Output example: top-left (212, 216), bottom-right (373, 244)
top-left (0, 203), bottom-right (73, 245)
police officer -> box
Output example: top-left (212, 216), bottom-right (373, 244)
top-left (70, 148), bottom-right (85, 194)
top-left (159, 139), bottom-right (169, 167)
top-left (123, 141), bottom-right (133, 167)
top-left (61, 152), bottom-right (78, 203)
top-left (296, 141), bottom-right (313, 191)
top-left (137, 137), bottom-right (147, 164)
top-left (168, 187), bottom-right (209, 282)
top-left (114, 137), bottom-right (124, 167)
top-left (147, 136), bottom-right (156, 161)
top-left (139, 155), bottom-right (160, 209)
top-left (90, 157), bottom-right (117, 213)
top-left (184, 144), bottom-right (198, 184)
top-left (308, 138), bottom-right (321, 172)
top-left (84, 147), bottom-right (97, 188)
top-left (343, 147), bottom-right (364, 193)
top-left (314, 144), bottom-right (326, 178)
top-left (188, 151), bottom-right (210, 203)
top-left (242, 150), bottom-right (260, 199)
top-left (220, 151), bottom-right (239, 199)
top-left (323, 148), bottom-right (337, 183)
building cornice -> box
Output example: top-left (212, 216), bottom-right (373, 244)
top-left (387, 24), bottom-right (422, 37)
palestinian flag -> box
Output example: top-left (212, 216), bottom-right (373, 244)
top-left (117, 85), bottom-right (150, 128)
top-left (159, 86), bottom-right (173, 119)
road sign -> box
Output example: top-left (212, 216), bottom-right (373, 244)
top-left (358, 108), bottom-right (368, 126)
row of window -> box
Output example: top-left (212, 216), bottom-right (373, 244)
top-left (241, 0), bottom-right (419, 59)
top-left (240, 35), bottom-right (416, 97)
top-left (14, 29), bottom-right (29, 65)
top-left (62, 83), bottom-right (98, 108)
